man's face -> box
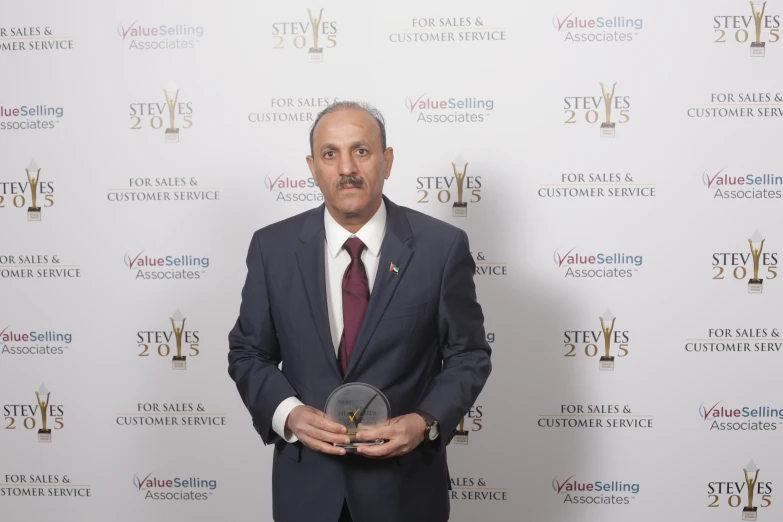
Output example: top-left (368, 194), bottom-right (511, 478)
top-left (307, 108), bottom-right (393, 221)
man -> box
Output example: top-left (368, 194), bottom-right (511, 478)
top-left (228, 101), bottom-right (491, 522)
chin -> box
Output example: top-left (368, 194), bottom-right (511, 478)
top-left (333, 194), bottom-right (368, 212)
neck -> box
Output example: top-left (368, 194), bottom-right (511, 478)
top-left (326, 197), bottom-right (382, 234)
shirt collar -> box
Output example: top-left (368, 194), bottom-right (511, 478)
top-left (324, 200), bottom-right (387, 259)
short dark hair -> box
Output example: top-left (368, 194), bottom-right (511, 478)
top-left (309, 101), bottom-right (387, 156)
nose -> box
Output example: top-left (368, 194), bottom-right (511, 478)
top-left (337, 151), bottom-right (358, 177)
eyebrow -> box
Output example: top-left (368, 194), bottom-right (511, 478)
top-left (320, 140), bottom-right (371, 152)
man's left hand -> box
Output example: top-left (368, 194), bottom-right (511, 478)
top-left (354, 413), bottom-right (426, 458)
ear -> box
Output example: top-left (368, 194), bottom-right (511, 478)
top-left (382, 147), bottom-right (394, 180)
top-left (306, 155), bottom-right (318, 186)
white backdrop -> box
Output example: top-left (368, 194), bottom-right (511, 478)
top-left (2, 1), bottom-right (782, 521)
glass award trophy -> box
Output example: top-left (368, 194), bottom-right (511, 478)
top-left (325, 383), bottom-right (390, 451)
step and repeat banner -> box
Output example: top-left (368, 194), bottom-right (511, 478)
top-left (2, 0), bottom-right (782, 521)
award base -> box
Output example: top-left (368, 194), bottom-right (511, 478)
top-left (453, 431), bottom-right (469, 445)
top-left (38, 429), bottom-right (51, 443)
top-left (600, 122), bottom-right (616, 138)
top-left (748, 279), bottom-right (763, 294)
top-left (742, 507), bottom-right (758, 521)
top-left (751, 41), bottom-right (766, 57)
top-left (452, 202), bottom-right (468, 217)
top-left (308, 48), bottom-right (323, 63)
top-left (27, 207), bottom-right (41, 221)
top-left (599, 356), bottom-right (615, 371)
top-left (172, 356), bottom-right (187, 370)
top-left (334, 438), bottom-right (386, 454)
top-left (165, 128), bottom-right (180, 143)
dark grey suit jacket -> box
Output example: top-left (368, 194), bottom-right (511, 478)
top-left (228, 196), bottom-right (491, 522)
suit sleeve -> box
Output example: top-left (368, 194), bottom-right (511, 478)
top-left (228, 231), bottom-right (299, 444)
top-left (417, 229), bottom-right (492, 447)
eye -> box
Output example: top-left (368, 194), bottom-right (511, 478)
top-left (323, 151), bottom-right (335, 159)
top-left (356, 148), bottom-right (368, 155)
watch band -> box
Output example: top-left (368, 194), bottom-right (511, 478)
top-left (415, 410), bottom-right (439, 440)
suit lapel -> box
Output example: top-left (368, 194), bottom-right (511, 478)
top-left (344, 198), bottom-right (413, 380)
top-left (295, 206), bottom-right (341, 378)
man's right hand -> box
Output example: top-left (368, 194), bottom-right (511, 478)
top-left (285, 405), bottom-right (350, 455)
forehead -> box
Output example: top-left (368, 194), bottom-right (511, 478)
top-left (312, 108), bottom-right (382, 147)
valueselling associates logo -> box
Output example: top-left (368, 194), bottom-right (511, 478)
top-left (133, 473), bottom-right (217, 501)
top-left (703, 169), bottom-right (783, 200)
top-left (561, 309), bottom-right (630, 371)
top-left (1, 326), bottom-right (73, 356)
top-left (136, 309), bottom-right (200, 370)
top-left (271, 8), bottom-right (338, 63)
top-left (117, 21), bottom-right (204, 50)
top-left (712, 230), bottom-right (777, 293)
top-left (707, 461), bottom-right (772, 520)
top-left (405, 94), bottom-right (494, 123)
top-left (553, 12), bottom-right (644, 42)
top-left (552, 475), bottom-right (640, 505)
top-left (124, 251), bottom-right (209, 280)
top-left (264, 172), bottom-right (323, 203)
top-left (564, 82), bottom-right (631, 137)
top-left (129, 82), bottom-right (193, 143)
top-left (0, 104), bottom-right (64, 131)
top-left (3, 384), bottom-right (64, 443)
top-left (714, 2), bottom-right (779, 57)
top-left (0, 160), bottom-right (56, 222)
top-left (699, 401), bottom-right (783, 432)
top-left (553, 248), bottom-right (643, 278)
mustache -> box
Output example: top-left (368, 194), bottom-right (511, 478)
top-left (337, 176), bottom-right (364, 189)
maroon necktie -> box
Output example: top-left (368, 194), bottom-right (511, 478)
top-left (338, 237), bottom-right (369, 375)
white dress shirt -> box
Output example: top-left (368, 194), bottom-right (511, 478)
top-left (271, 202), bottom-right (388, 442)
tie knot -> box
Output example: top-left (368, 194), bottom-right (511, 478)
top-left (343, 237), bottom-right (366, 260)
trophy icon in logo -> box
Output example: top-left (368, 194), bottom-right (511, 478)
top-left (743, 460), bottom-right (760, 520)
top-left (171, 309), bottom-right (187, 370)
top-left (599, 309), bottom-right (616, 371)
top-left (748, 230), bottom-right (765, 294)
top-left (35, 383), bottom-right (52, 443)
top-left (25, 160), bottom-right (42, 221)
top-left (163, 81), bottom-right (180, 143)
top-left (599, 82), bottom-right (617, 137)
top-left (307, 8), bottom-right (324, 62)
top-left (453, 417), bottom-right (469, 445)
top-left (750, 2), bottom-right (767, 57)
top-left (451, 154), bottom-right (468, 217)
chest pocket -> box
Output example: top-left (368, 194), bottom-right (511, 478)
top-left (381, 301), bottom-right (427, 321)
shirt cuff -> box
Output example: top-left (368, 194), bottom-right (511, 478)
top-left (271, 396), bottom-right (305, 443)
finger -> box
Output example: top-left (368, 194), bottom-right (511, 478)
top-left (356, 425), bottom-right (396, 441)
top-left (304, 426), bottom-right (351, 445)
top-left (300, 434), bottom-right (347, 456)
top-left (310, 414), bottom-right (348, 434)
top-left (356, 439), bottom-right (401, 458)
